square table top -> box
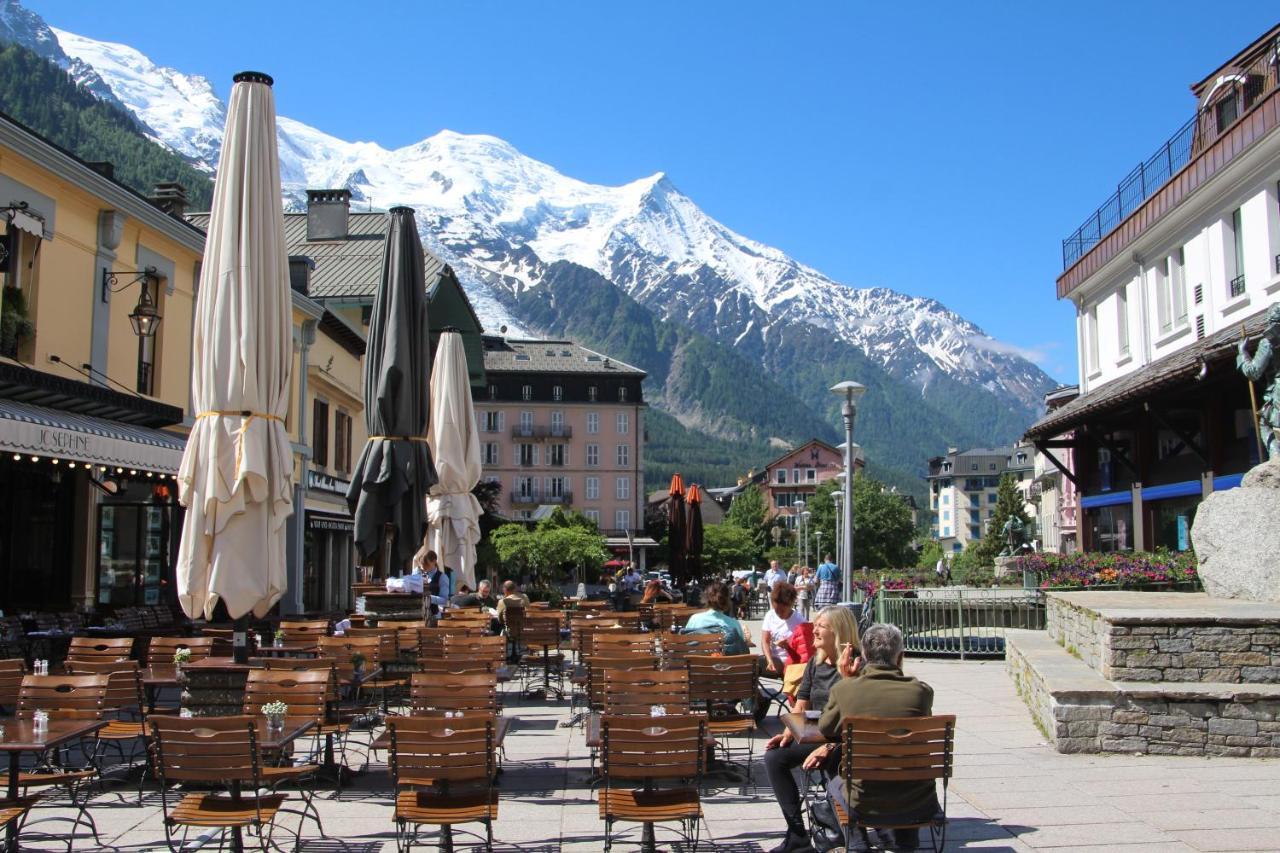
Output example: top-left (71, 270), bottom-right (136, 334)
top-left (781, 711), bottom-right (830, 744)
top-left (0, 718), bottom-right (106, 751)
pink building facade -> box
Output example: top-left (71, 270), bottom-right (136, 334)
top-left (474, 337), bottom-right (647, 538)
top-left (763, 439), bottom-right (863, 527)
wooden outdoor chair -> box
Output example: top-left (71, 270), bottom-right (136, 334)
top-left (601, 668), bottom-right (690, 717)
top-left (687, 654), bottom-right (760, 781)
top-left (660, 633), bottom-right (724, 671)
top-left (242, 670), bottom-right (327, 834)
top-left (408, 672), bottom-right (498, 716)
top-left (149, 715), bottom-right (289, 853)
top-left (63, 658), bottom-right (151, 792)
top-left (519, 615), bottom-right (566, 699)
top-left (832, 715), bottom-right (955, 853)
top-left (278, 620), bottom-right (330, 643)
top-left (0, 658), bottom-right (25, 713)
top-left (599, 714), bottom-right (706, 852)
top-left (346, 627), bottom-right (405, 708)
top-left (16, 674), bottom-right (109, 846)
top-left (442, 634), bottom-right (505, 667)
top-left (146, 636), bottom-right (214, 667)
top-left (387, 714), bottom-right (498, 852)
top-left (65, 637), bottom-right (133, 667)
top-left (586, 655), bottom-right (660, 716)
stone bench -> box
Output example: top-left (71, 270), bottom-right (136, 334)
top-left (1008, 628), bottom-right (1280, 757)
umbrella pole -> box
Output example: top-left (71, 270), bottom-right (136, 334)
top-left (232, 614), bottom-right (249, 665)
top-left (382, 523), bottom-right (395, 579)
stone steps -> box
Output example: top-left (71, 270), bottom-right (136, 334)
top-left (1008, 628), bottom-right (1280, 757)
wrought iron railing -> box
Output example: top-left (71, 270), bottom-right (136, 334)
top-left (874, 588), bottom-right (1046, 659)
top-left (1230, 273), bottom-right (1247, 298)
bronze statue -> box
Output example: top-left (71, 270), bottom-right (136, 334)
top-left (1237, 303), bottom-right (1280, 461)
top-left (1000, 515), bottom-right (1028, 557)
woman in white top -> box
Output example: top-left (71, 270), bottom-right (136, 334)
top-left (760, 581), bottom-right (806, 675)
top-left (794, 566), bottom-right (813, 619)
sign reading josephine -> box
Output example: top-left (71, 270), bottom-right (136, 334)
top-left (39, 428), bottom-right (91, 454)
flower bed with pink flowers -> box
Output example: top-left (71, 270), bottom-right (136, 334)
top-left (1012, 550), bottom-right (1200, 591)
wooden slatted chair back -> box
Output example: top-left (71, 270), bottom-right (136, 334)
top-left (243, 669), bottom-right (330, 722)
top-left (377, 620), bottom-right (427, 656)
top-left (416, 658), bottom-right (497, 676)
top-left (570, 616), bottom-right (618, 657)
top-left (279, 620), bottom-right (330, 641)
top-left (0, 658), bottom-right (25, 711)
top-left (149, 715), bottom-right (264, 784)
top-left (146, 636), bottom-right (214, 667)
top-left (317, 636), bottom-right (380, 687)
top-left (413, 627), bottom-right (451, 659)
top-left (685, 654), bottom-right (758, 709)
top-left (66, 636), bottom-right (134, 664)
top-left (587, 655), bottom-right (659, 711)
top-left (660, 632), bottom-right (724, 670)
top-left (388, 714), bottom-right (495, 785)
top-left (607, 613), bottom-right (643, 631)
top-left (18, 674), bottom-right (108, 720)
top-left (500, 606), bottom-right (526, 644)
top-left (602, 668), bottom-right (690, 717)
top-left (636, 603), bottom-right (656, 629)
top-left (441, 634), bottom-right (505, 665)
top-left (408, 672), bottom-right (498, 715)
top-left (600, 713), bottom-right (706, 781)
top-left (344, 627), bottom-right (397, 665)
top-left (589, 632), bottom-right (657, 659)
top-left (62, 658), bottom-right (144, 715)
top-left (574, 600), bottom-right (610, 612)
top-left (522, 613), bottom-right (565, 648)
top-left (840, 715), bottom-right (956, 783)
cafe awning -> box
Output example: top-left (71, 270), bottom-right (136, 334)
top-left (0, 397), bottom-right (185, 474)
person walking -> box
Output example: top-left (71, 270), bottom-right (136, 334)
top-left (814, 553), bottom-right (840, 609)
top-left (795, 566), bottom-right (813, 619)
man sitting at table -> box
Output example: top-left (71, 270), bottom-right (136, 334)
top-left (496, 580), bottom-right (530, 624)
top-left (813, 623), bottom-right (936, 852)
top-left (476, 579), bottom-right (498, 609)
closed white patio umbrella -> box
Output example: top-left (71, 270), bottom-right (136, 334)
top-left (176, 71), bottom-right (293, 625)
top-left (426, 329), bottom-right (482, 589)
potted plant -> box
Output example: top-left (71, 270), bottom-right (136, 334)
top-left (262, 700), bottom-right (288, 732)
top-left (273, 629), bottom-right (285, 648)
top-left (172, 646), bottom-right (191, 675)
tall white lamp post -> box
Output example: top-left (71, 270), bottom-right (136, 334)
top-left (794, 499), bottom-right (806, 566)
top-left (801, 511), bottom-right (812, 567)
top-left (831, 381), bottom-right (866, 603)
top-left (815, 530), bottom-right (824, 566)
top-left (832, 490), bottom-right (843, 572)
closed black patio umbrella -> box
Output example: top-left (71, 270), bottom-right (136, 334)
top-left (346, 206), bottom-right (437, 573)
top-left (667, 473), bottom-right (687, 587)
top-left (685, 483), bottom-right (704, 582)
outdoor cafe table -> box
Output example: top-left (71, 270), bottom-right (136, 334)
top-left (141, 665), bottom-right (181, 713)
top-left (781, 711), bottom-right (830, 744)
top-left (0, 717), bottom-right (106, 849)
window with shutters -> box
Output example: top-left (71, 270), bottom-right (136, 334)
top-left (587, 412), bottom-right (599, 434)
top-left (585, 476), bottom-right (600, 500)
top-left (616, 413), bottom-right (629, 434)
top-left (519, 444), bottom-right (536, 467)
top-left (482, 443), bottom-right (500, 465)
top-left (586, 444), bottom-right (599, 467)
top-left (616, 476), bottom-right (630, 500)
top-left (616, 444), bottom-right (629, 467)
top-left (312, 399), bottom-right (329, 467)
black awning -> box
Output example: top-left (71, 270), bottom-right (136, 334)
top-left (0, 362), bottom-right (184, 428)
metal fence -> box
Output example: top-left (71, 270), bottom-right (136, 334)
top-left (874, 588), bottom-right (1046, 659)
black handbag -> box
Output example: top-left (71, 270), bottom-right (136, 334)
top-left (808, 791), bottom-right (844, 853)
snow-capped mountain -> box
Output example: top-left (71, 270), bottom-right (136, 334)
top-left (0, 0), bottom-right (1054, 460)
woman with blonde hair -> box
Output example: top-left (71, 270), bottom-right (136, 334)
top-left (763, 605), bottom-right (861, 853)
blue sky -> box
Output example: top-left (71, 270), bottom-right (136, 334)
top-left (27, 1), bottom-right (1280, 382)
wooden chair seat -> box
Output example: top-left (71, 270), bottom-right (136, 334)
top-left (18, 768), bottom-right (96, 788)
top-left (98, 719), bottom-right (146, 740)
top-left (167, 792), bottom-right (287, 828)
top-left (0, 795), bottom-right (39, 836)
top-left (599, 787), bottom-right (701, 822)
top-left (706, 714), bottom-right (755, 737)
top-left (259, 763), bottom-right (321, 786)
top-left (395, 788), bottom-right (498, 824)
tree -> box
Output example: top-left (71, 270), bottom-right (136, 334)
top-left (700, 524), bottom-right (757, 575)
top-left (489, 521), bottom-right (607, 595)
top-left (971, 473), bottom-right (1031, 567)
top-left (851, 474), bottom-right (915, 570)
top-left (915, 538), bottom-right (945, 570)
top-left (724, 484), bottom-right (770, 557)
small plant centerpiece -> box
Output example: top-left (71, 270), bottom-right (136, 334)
top-left (172, 647), bottom-right (191, 675)
top-left (273, 629), bottom-right (285, 648)
top-left (262, 700), bottom-right (288, 731)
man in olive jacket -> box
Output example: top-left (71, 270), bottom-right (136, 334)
top-left (816, 623), bottom-right (938, 848)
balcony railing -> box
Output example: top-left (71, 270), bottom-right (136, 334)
top-left (1230, 273), bottom-right (1247, 298)
top-left (509, 490), bottom-right (573, 506)
top-left (1062, 41), bottom-right (1279, 271)
top-left (510, 424), bottom-right (573, 440)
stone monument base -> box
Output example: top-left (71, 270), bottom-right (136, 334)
top-left (1191, 457), bottom-right (1280, 602)
top-left (1007, 591), bottom-right (1280, 757)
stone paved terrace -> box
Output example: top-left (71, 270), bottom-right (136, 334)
top-left (24, 656), bottom-right (1280, 851)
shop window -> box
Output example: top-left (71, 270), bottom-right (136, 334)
top-left (312, 399), bottom-right (329, 467)
top-left (1089, 504), bottom-right (1132, 552)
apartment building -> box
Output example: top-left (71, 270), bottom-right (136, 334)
top-left (1026, 25), bottom-right (1280, 552)
top-left (926, 445), bottom-right (1034, 553)
top-left (763, 439), bottom-right (862, 527)
top-left (475, 337), bottom-right (646, 538)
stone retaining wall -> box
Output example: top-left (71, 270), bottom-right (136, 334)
top-left (1045, 593), bottom-right (1280, 683)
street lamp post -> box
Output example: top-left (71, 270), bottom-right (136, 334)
top-left (815, 529), bottom-right (824, 566)
top-left (801, 511), bottom-right (812, 567)
top-left (832, 491), bottom-right (843, 572)
top-left (794, 499), bottom-right (806, 567)
top-left (831, 381), bottom-right (866, 603)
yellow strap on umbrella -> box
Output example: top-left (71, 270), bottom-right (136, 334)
top-left (196, 410), bottom-right (285, 472)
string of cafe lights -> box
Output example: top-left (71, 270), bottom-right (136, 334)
top-left (7, 453), bottom-right (178, 480)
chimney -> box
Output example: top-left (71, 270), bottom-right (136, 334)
top-left (288, 255), bottom-right (316, 295)
top-left (149, 182), bottom-right (188, 218)
top-left (947, 447), bottom-right (958, 455)
top-left (306, 189), bottom-right (351, 241)
top-left (85, 161), bottom-right (114, 180)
